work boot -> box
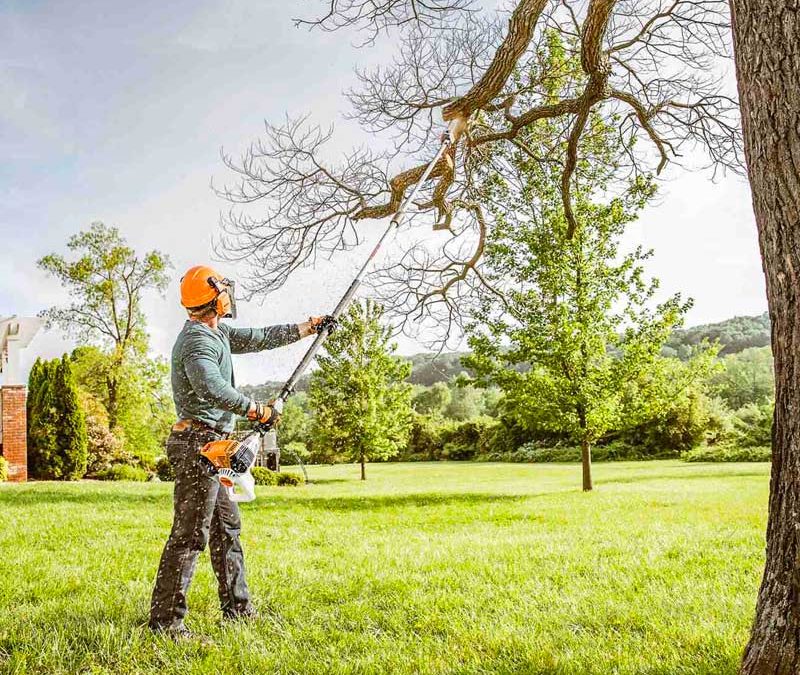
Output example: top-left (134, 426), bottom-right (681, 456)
top-left (222, 606), bottom-right (260, 623)
top-left (151, 623), bottom-right (213, 646)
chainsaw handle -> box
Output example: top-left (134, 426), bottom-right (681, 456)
top-left (219, 468), bottom-right (256, 503)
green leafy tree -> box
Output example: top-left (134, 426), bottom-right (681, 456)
top-left (444, 383), bottom-right (485, 421)
top-left (412, 382), bottom-right (452, 416)
top-left (465, 49), bottom-right (693, 489)
top-left (615, 347), bottom-right (721, 455)
top-left (710, 346), bottom-right (774, 409)
top-left (27, 356), bottom-right (88, 480)
top-left (276, 393), bottom-right (311, 447)
top-left (308, 300), bottom-right (412, 479)
top-left (70, 346), bottom-right (172, 467)
top-left (38, 222), bottom-right (171, 428)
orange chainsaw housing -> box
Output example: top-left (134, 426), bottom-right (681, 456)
top-left (199, 439), bottom-right (238, 472)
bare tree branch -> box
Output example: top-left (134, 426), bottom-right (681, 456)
top-left (218, 0), bottom-right (742, 335)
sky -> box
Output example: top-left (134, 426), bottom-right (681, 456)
top-left (0, 0), bottom-right (767, 385)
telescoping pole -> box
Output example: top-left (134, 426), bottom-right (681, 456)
top-left (272, 120), bottom-right (462, 412)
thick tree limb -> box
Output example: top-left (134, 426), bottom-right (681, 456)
top-left (441, 0), bottom-right (548, 120)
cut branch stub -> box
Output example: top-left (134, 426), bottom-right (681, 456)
top-left (352, 144), bottom-right (456, 222)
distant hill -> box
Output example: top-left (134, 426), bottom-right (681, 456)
top-left (663, 312), bottom-right (771, 359)
top-left (241, 313), bottom-right (771, 392)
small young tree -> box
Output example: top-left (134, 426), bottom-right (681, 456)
top-left (464, 80), bottom-right (693, 490)
top-left (38, 222), bottom-right (170, 428)
top-left (27, 356), bottom-right (88, 480)
top-left (308, 300), bottom-right (413, 480)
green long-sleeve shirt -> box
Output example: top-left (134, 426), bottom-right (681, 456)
top-left (171, 320), bottom-right (301, 433)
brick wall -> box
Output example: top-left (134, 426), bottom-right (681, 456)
top-left (2, 385), bottom-right (27, 482)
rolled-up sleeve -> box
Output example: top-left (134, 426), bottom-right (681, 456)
top-left (225, 324), bottom-right (302, 354)
top-left (182, 335), bottom-right (251, 415)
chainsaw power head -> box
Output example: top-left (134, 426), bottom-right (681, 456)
top-left (199, 433), bottom-right (260, 503)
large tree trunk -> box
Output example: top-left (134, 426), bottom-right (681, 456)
top-left (730, 2), bottom-right (800, 673)
top-left (360, 451), bottom-right (366, 481)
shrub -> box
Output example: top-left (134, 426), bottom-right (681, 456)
top-left (78, 390), bottom-right (128, 476)
top-left (403, 415), bottom-right (448, 461)
top-left (251, 467), bottom-right (304, 486)
top-left (702, 396), bottom-right (736, 446)
top-left (276, 472), bottom-right (304, 486)
top-left (94, 463), bottom-right (149, 481)
top-left (731, 402), bottom-right (773, 448)
top-left (155, 456), bottom-right (174, 481)
top-left (0, 456), bottom-right (8, 482)
top-left (593, 441), bottom-right (678, 461)
top-left (479, 417), bottom-right (533, 456)
top-left (251, 466), bottom-right (278, 486)
top-left (619, 391), bottom-right (710, 456)
top-left (521, 445), bottom-right (582, 463)
top-left (682, 445), bottom-right (771, 463)
top-left (403, 415), bottom-right (501, 461)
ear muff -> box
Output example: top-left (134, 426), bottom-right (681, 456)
top-left (209, 278), bottom-right (237, 319)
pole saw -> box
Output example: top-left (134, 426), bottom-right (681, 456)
top-left (200, 118), bottom-right (465, 502)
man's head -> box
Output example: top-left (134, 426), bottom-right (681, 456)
top-left (180, 265), bottom-right (237, 320)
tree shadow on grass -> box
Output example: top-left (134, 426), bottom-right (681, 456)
top-left (600, 467), bottom-right (768, 486)
top-left (257, 491), bottom-right (537, 512)
top-left (0, 485), bottom-right (541, 512)
top-left (0, 485), bottom-right (167, 508)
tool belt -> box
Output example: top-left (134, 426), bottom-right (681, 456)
top-left (172, 418), bottom-right (228, 436)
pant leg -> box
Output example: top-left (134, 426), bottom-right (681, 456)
top-left (209, 481), bottom-right (254, 617)
top-left (149, 429), bottom-right (220, 630)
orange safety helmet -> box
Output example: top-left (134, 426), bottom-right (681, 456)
top-left (180, 265), bottom-right (237, 319)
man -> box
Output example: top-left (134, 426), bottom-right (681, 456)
top-left (149, 264), bottom-right (327, 639)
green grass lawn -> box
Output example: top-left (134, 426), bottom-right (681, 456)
top-left (0, 461), bottom-right (768, 675)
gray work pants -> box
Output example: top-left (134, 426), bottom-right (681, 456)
top-left (149, 428), bottom-right (253, 630)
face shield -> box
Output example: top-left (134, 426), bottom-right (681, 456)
top-left (209, 277), bottom-right (238, 320)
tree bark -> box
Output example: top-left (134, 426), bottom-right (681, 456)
top-left (106, 373), bottom-right (119, 430)
top-left (580, 438), bottom-right (593, 492)
top-left (730, 2), bottom-right (800, 673)
top-left (360, 451), bottom-right (366, 481)
top-left (577, 403), bottom-right (593, 491)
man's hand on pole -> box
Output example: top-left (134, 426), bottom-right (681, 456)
top-left (298, 315), bottom-right (338, 338)
top-left (246, 400), bottom-right (281, 427)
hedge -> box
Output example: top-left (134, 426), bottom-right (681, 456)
top-left (682, 445), bottom-right (771, 463)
